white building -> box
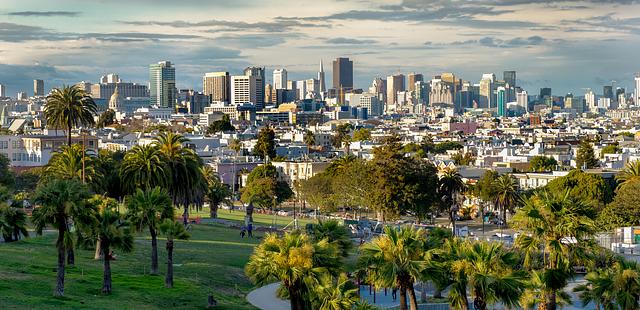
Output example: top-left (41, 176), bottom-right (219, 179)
top-left (0, 84), bottom-right (5, 98)
top-left (635, 73), bottom-right (640, 105)
top-left (231, 75), bottom-right (263, 106)
top-left (273, 69), bottom-right (287, 90)
top-left (585, 89), bottom-right (596, 112)
top-left (516, 90), bottom-right (528, 112)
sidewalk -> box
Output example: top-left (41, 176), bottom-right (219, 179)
top-left (246, 282), bottom-right (289, 310)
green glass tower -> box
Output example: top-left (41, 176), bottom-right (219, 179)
top-left (149, 61), bottom-right (176, 108)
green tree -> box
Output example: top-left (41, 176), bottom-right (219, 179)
top-left (597, 180), bottom-right (640, 230)
top-left (574, 260), bottom-right (640, 310)
top-left (432, 141), bottom-right (463, 154)
top-left (44, 85), bottom-right (97, 146)
top-left (97, 109), bottom-right (116, 128)
top-left (206, 114), bottom-right (235, 135)
top-left (576, 139), bottom-right (599, 169)
top-left (0, 153), bottom-right (15, 188)
top-left (228, 138), bottom-right (243, 194)
top-left (352, 128), bottom-right (372, 141)
top-left (241, 164), bottom-right (292, 209)
top-left (298, 173), bottom-right (336, 213)
top-left (452, 152), bottom-right (475, 166)
top-left (475, 170), bottom-right (499, 203)
top-left (359, 226), bottom-right (426, 310)
top-left (0, 205), bottom-right (28, 242)
top-left (31, 179), bottom-right (93, 296)
top-left (616, 160), bottom-right (640, 190)
top-left (93, 150), bottom-right (125, 199)
top-left (438, 168), bottom-right (465, 230)
top-left (312, 273), bottom-right (360, 310)
top-left (202, 166), bottom-right (232, 218)
top-left (529, 156), bottom-right (558, 172)
top-left (303, 130), bottom-right (315, 148)
top-left (493, 174), bottom-right (518, 225)
top-left (600, 143), bottom-right (620, 158)
top-left (546, 169), bottom-right (613, 209)
top-left (126, 187), bottom-right (174, 275)
top-left (43, 144), bottom-right (98, 186)
top-left (312, 220), bottom-right (352, 257)
top-left (513, 190), bottom-right (597, 310)
top-left (120, 145), bottom-right (167, 193)
top-left (92, 207), bottom-right (134, 294)
top-left (254, 126), bottom-right (276, 160)
top-left (159, 219), bottom-right (191, 288)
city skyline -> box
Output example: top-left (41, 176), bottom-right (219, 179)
top-left (0, 0), bottom-right (639, 95)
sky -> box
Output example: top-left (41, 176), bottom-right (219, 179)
top-left (0, 0), bottom-right (639, 96)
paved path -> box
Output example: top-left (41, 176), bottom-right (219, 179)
top-left (246, 282), bottom-right (290, 310)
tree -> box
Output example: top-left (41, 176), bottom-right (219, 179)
top-left (600, 143), bottom-right (620, 158)
top-left (254, 126), bottom-right (276, 160)
top-left (359, 226), bottom-right (426, 310)
top-left (153, 132), bottom-right (205, 225)
top-left (298, 173), bottom-right (336, 213)
top-left (574, 259), bottom-right (640, 310)
top-left (438, 168), bottom-right (465, 231)
top-left (303, 130), bottom-right (315, 148)
top-left (245, 231), bottom-right (341, 310)
top-left (432, 141), bottom-right (463, 154)
top-left (93, 150), bottom-right (125, 200)
top-left (228, 138), bottom-right (243, 194)
top-left (530, 156), bottom-right (558, 172)
top-left (452, 152), bottom-right (475, 166)
top-left (493, 174), bottom-right (518, 225)
top-left (546, 169), bottom-right (613, 209)
top-left (206, 114), bottom-right (235, 135)
top-left (576, 139), bottom-right (599, 169)
top-left (597, 181), bottom-right (640, 230)
top-left (475, 170), bottom-right (499, 203)
top-left (513, 190), bottom-right (597, 310)
top-left (159, 219), bottom-right (191, 288)
top-left (312, 273), bottom-right (360, 310)
top-left (92, 207), bottom-right (133, 294)
top-left (43, 144), bottom-right (98, 186)
top-left (331, 123), bottom-right (353, 152)
top-left (44, 85), bottom-right (97, 146)
top-left (352, 128), bottom-right (372, 142)
top-left (616, 160), bottom-right (640, 190)
top-left (312, 220), bottom-right (352, 257)
top-left (126, 187), bottom-right (173, 275)
top-left (241, 164), bottom-right (292, 209)
top-left (97, 109), bottom-right (116, 128)
top-left (120, 145), bottom-right (166, 193)
top-left (0, 153), bottom-right (14, 188)
top-left (202, 166), bottom-right (232, 218)
top-left (31, 179), bottom-right (93, 296)
top-left (0, 205), bottom-right (28, 242)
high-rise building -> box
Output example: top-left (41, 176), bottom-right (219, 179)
top-left (386, 74), bottom-right (405, 106)
top-left (244, 67), bottom-right (265, 105)
top-left (318, 60), bottom-right (326, 94)
top-left (203, 72), bottom-right (230, 103)
top-left (503, 71), bottom-right (516, 87)
top-left (407, 73), bottom-right (423, 92)
top-left (634, 73), bottom-right (640, 105)
top-left (264, 83), bottom-right (273, 104)
top-left (231, 75), bottom-right (263, 108)
top-left (17, 92), bottom-right (27, 100)
top-left (91, 80), bottom-right (148, 100)
top-left (414, 80), bottom-right (429, 105)
top-left (0, 84), bottom-right (5, 98)
top-left (603, 85), bottom-right (614, 101)
top-left (305, 79), bottom-right (320, 98)
top-left (497, 87), bottom-right (506, 116)
top-left (516, 90), bottom-right (528, 112)
top-left (100, 74), bottom-right (121, 84)
top-left (76, 81), bottom-right (92, 94)
top-left (429, 78), bottom-right (453, 105)
top-left (332, 57), bottom-right (353, 90)
top-left (33, 79), bottom-right (44, 97)
top-left (479, 73), bottom-right (495, 108)
top-left (539, 87), bottom-right (552, 100)
top-left (273, 69), bottom-right (287, 90)
top-left (149, 61), bottom-right (176, 108)
top-left (585, 89), bottom-right (596, 111)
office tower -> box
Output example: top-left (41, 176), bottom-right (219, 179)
top-left (585, 89), bottom-right (596, 111)
top-left (318, 60), bottom-right (326, 94)
top-left (503, 71), bottom-right (516, 87)
top-left (517, 90), bottom-right (528, 112)
top-left (100, 74), bottom-right (121, 84)
top-left (149, 61), bottom-right (176, 108)
top-left (231, 75), bottom-right (263, 108)
top-left (0, 84), bottom-right (5, 98)
top-left (244, 66), bottom-right (265, 104)
top-left (305, 79), bottom-right (320, 98)
top-left (203, 72), bottom-right (230, 103)
top-left (539, 87), bottom-right (552, 100)
top-left (635, 73), bottom-right (640, 105)
top-left (603, 85), bottom-right (614, 101)
top-left (264, 83), bottom-right (273, 104)
top-left (386, 74), bottom-right (405, 106)
top-left (295, 80), bottom-right (307, 100)
top-left (273, 69), bottom-right (287, 90)
top-left (332, 57), bottom-right (353, 89)
top-left (414, 80), bottom-right (429, 104)
top-left (479, 73), bottom-right (495, 108)
top-left (91, 78), bottom-right (148, 100)
top-left (497, 87), bottom-right (506, 116)
top-left (407, 73), bottom-right (424, 92)
top-left (429, 78), bottom-right (453, 105)
top-left (34, 79), bottom-right (44, 97)
top-left (17, 92), bottom-right (27, 100)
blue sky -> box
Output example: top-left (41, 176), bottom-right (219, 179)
top-left (0, 0), bottom-right (639, 96)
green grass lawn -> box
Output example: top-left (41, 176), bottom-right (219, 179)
top-left (215, 209), bottom-right (317, 228)
top-left (0, 223), bottom-right (263, 310)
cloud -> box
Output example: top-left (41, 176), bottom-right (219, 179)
top-left (120, 18), bottom-right (327, 32)
top-left (7, 11), bottom-right (80, 17)
top-left (326, 37), bottom-right (377, 44)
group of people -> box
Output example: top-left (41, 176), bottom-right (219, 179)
top-left (240, 223), bottom-right (253, 238)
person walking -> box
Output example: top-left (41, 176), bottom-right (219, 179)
top-left (247, 223), bottom-right (253, 238)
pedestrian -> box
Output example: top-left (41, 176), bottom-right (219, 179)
top-left (247, 223), bottom-right (253, 238)
top-left (240, 228), bottom-right (246, 238)
top-left (392, 288), bottom-right (397, 301)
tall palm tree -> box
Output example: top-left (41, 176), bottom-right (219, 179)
top-left (574, 259), bottom-right (640, 310)
top-left (513, 190), bottom-right (597, 310)
top-left (31, 179), bottom-right (92, 296)
top-left (616, 160), bottom-right (640, 190)
top-left (153, 132), bottom-right (205, 225)
top-left (202, 166), bottom-right (232, 219)
top-left (493, 174), bottom-right (519, 225)
top-left (44, 85), bottom-right (97, 146)
top-left (0, 205), bottom-right (29, 242)
top-left (159, 219), bottom-right (191, 288)
top-left (313, 220), bottom-right (353, 258)
top-left (245, 231), bottom-right (341, 310)
top-left (93, 207), bottom-right (133, 294)
top-left (312, 273), bottom-right (360, 310)
top-left (43, 144), bottom-right (98, 185)
top-left (126, 187), bottom-right (173, 275)
top-left (120, 145), bottom-right (166, 193)
top-left (359, 226), bottom-right (426, 310)
top-left (438, 168), bottom-right (465, 234)
top-left (228, 138), bottom-right (242, 196)
top-left (448, 240), bottom-right (526, 310)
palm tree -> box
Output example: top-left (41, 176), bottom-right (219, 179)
top-left (202, 166), bottom-right (232, 219)
top-left (126, 187), bottom-right (173, 275)
top-left (245, 231), bottom-right (341, 310)
top-left (359, 226), bottom-right (426, 310)
top-left (438, 168), bottom-right (465, 234)
top-left (44, 85), bottom-right (97, 146)
top-left (493, 174), bottom-right (519, 225)
top-left (31, 179), bottom-right (92, 296)
top-left (513, 190), bottom-right (597, 310)
top-left (159, 219), bottom-right (191, 288)
top-left (313, 220), bottom-right (352, 257)
top-left (43, 144), bottom-right (98, 185)
top-left (93, 207), bottom-right (133, 294)
top-left (0, 205), bottom-right (29, 242)
top-left (574, 259), bottom-right (640, 310)
top-left (448, 240), bottom-right (526, 310)
top-left (153, 132), bottom-right (205, 225)
top-left (312, 273), bottom-right (360, 310)
top-left (120, 145), bottom-right (166, 193)
top-left (303, 130), bottom-right (315, 148)
top-left (616, 160), bottom-right (640, 190)
top-left (228, 138), bottom-right (242, 196)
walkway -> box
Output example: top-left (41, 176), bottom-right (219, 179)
top-left (246, 282), bottom-right (289, 310)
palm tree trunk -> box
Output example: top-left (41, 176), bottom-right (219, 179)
top-left (473, 295), bottom-right (487, 310)
top-left (165, 240), bottom-right (173, 288)
top-left (547, 290), bottom-right (557, 310)
top-left (67, 248), bottom-right (75, 265)
top-left (407, 282), bottom-right (419, 310)
top-left (102, 243), bottom-right (112, 294)
top-left (55, 234), bottom-right (66, 297)
top-left (94, 240), bottom-right (102, 260)
top-left (150, 227), bottom-right (159, 275)
top-left (288, 286), bottom-right (305, 310)
top-left (210, 203), bottom-right (218, 219)
top-left (67, 123), bottom-right (72, 146)
top-left (183, 205), bottom-right (189, 226)
top-left (399, 286), bottom-right (408, 310)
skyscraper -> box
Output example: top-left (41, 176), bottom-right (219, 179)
top-left (273, 69), bottom-right (287, 90)
top-left (517, 90), bottom-right (528, 112)
top-left (244, 67), bottom-right (265, 105)
top-left (0, 84), bottom-right (5, 98)
top-left (407, 73), bottom-right (423, 92)
top-left (231, 75), bottom-right (263, 108)
top-left (149, 61), bottom-right (176, 108)
top-left (603, 85), bottom-right (614, 100)
top-left (318, 60), bottom-right (326, 94)
top-left (33, 79), bottom-right (44, 97)
top-left (503, 71), bottom-right (516, 87)
top-left (332, 57), bottom-right (353, 90)
top-left (203, 72), bottom-right (230, 103)
top-left (539, 87), bottom-right (552, 100)
top-left (497, 87), bottom-right (506, 116)
top-left (634, 73), bottom-right (640, 105)
top-left (479, 73), bottom-right (495, 108)
top-left (386, 74), bottom-right (405, 106)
